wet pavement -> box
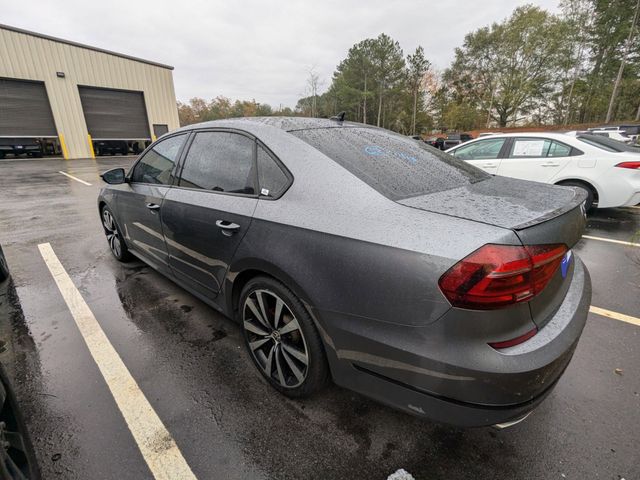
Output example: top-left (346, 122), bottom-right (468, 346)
top-left (0, 157), bottom-right (639, 480)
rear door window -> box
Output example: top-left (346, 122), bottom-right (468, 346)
top-left (290, 127), bottom-right (488, 201)
top-left (179, 131), bottom-right (256, 195)
top-left (546, 140), bottom-right (572, 157)
top-left (257, 145), bottom-right (290, 198)
top-left (451, 138), bottom-right (506, 160)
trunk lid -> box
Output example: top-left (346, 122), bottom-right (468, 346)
top-left (398, 175), bottom-right (586, 233)
top-left (399, 175), bottom-right (587, 329)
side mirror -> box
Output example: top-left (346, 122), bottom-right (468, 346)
top-left (101, 168), bottom-right (127, 185)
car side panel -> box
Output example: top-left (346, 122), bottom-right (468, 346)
top-left (161, 188), bottom-right (258, 298)
top-left (552, 162), bottom-right (640, 208)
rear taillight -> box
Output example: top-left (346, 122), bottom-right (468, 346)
top-left (438, 244), bottom-right (568, 310)
top-left (615, 161), bottom-right (640, 170)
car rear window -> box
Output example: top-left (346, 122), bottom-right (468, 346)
top-left (576, 134), bottom-right (640, 153)
top-left (290, 127), bottom-right (489, 200)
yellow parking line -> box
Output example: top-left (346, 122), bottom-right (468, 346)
top-left (38, 243), bottom-right (197, 480)
top-left (590, 306), bottom-right (640, 327)
top-left (582, 235), bottom-right (639, 247)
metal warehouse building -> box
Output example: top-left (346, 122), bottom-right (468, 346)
top-left (0, 24), bottom-right (179, 159)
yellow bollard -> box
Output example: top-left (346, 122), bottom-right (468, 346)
top-left (87, 134), bottom-right (95, 159)
top-left (59, 134), bottom-right (69, 159)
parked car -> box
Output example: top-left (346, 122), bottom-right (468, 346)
top-left (93, 140), bottom-right (129, 156)
top-left (0, 138), bottom-right (43, 159)
top-left (618, 124), bottom-right (640, 141)
top-left (424, 135), bottom-right (445, 150)
top-left (0, 245), bottom-right (8, 283)
top-left (588, 125), bottom-right (640, 139)
top-left (447, 131), bottom-right (640, 210)
top-left (0, 244), bottom-right (41, 479)
top-left (443, 133), bottom-right (473, 149)
top-left (99, 117), bottom-right (590, 428)
top-left (588, 129), bottom-right (634, 144)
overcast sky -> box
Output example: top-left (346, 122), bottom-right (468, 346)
top-left (1, 0), bottom-right (560, 108)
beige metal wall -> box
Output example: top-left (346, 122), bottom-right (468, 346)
top-left (0, 26), bottom-right (180, 159)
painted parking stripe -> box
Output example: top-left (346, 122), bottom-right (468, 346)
top-left (38, 243), bottom-right (197, 480)
top-left (590, 306), bottom-right (640, 327)
top-left (582, 235), bottom-right (639, 247)
top-left (58, 170), bottom-right (92, 186)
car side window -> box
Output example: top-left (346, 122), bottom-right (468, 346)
top-left (451, 138), bottom-right (506, 160)
top-left (509, 138), bottom-right (551, 158)
top-left (257, 145), bottom-right (289, 198)
top-left (130, 134), bottom-right (187, 185)
top-left (547, 141), bottom-right (572, 157)
top-left (179, 131), bottom-right (256, 195)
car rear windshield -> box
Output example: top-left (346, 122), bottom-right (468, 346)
top-left (290, 127), bottom-right (489, 200)
top-left (576, 134), bottom-right (640, 153)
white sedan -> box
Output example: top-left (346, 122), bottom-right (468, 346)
top-left (446, 132), bottom-right (640, 210)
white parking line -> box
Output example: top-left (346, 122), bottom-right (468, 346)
top-left (38, 243), bottom-right (197, 480)
top-left (582, 235), bottom-right (639, 247)
top-left (58, 171), bottom-right (92, 186)
top-left (590, 306), bottom-right (640, 327)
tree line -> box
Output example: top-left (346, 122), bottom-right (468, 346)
top-left (178, 0), bottom-right (640, 133)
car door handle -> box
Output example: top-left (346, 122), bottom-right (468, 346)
top-left (146, 203), bottom-right (161, 210)
top-left (216, 220), bottom-right (240, 236)
top-left (483, 162), bottom-right (497, 167)
top-left (541, 162), bottom-right (560, 167)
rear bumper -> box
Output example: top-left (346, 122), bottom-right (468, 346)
top-left (0, 145), bottom-right (41, 153)
top-left (621, 191), bottom-right (640, 207)
top-left (337, 353), bottom-right (568, 427)
top-left (318, 257), bottom-right (591, 427)
top-left (597, 169), bottom-right (640, 208)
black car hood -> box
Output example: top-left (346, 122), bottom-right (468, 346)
top-left (398, 175), bottom-right (586, 230)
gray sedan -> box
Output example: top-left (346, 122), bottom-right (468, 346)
top-left (98, 117), bottom-right (591, 427)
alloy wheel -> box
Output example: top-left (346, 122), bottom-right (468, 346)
top-left (102, 209), bottom-right (122, 258)
top-left (243, 289), bottom-right (309, 388)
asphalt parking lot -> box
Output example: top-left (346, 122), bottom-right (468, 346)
top-left (0, 157), bottom-right (639, 480)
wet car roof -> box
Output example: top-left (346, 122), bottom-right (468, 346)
top-left (175, 116), bottom-right (367, 134)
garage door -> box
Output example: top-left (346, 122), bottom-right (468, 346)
top-left (0, 78), bottom-right (57, 137)
top-left (78, 86), bottom-right (151, 140)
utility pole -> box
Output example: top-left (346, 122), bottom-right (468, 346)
top-left (605, 0), bottom-right (640, 123)
top-left (486, 86), bottom-right (495, 128)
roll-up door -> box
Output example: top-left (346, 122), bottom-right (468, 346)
top-left (0, 78), bottom-right (57, 137)
top-left (78, 86), bottom-right (151, 140)
top-left (153, 124), bottom-right (169, 138)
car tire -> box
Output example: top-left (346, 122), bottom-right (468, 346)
top-left (100, 206), bottom-right (132, 262)
top-left (0, 365), bottom-right (41, 480)
top-left (239, 276), bottom-right (329, 398)
top-left (559, 181), bottom-right (595, 212)
top-left (0, 255), bottom-right (8, 282)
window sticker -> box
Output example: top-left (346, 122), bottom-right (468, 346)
top-left (513, 140), bottom-right (546, 157)
top-left (364, 145), bottom-right (384, 156)
top-left (363, 145), bottom-right (417, 164)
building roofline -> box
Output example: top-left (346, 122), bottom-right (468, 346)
top-left (0, 23), bottom-right (174, 70)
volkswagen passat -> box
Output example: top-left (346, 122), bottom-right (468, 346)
top-left (98, 118), bottom-right (591, 427)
